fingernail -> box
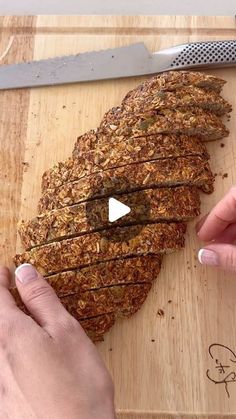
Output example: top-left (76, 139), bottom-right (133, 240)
top-left (15, 263), bottom-right (39, 284)
top-left (198, 249), bottom-right (219, 266)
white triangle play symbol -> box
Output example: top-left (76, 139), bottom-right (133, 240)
top-left (108, 197), bottom-right (131, 223)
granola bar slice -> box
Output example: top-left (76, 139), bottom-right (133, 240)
top-left (12, 282), bottom-right (152, 320)
top-left (99, 107), bottom-right (229, 141)
top-left (43, 134), bottom-right (209, 191)
top-left (44, 255), bottom-right (162, 294)
top-left (38, 156), bottom-right (214, 213)
top-left (123, 71), bottom-right (226, 101)
top-left (11, 255), bottom-right (161, 297)
top-left (20, 187), bottom-right (200, 249)
top-left (14, 222), bottom-right (186, 275)
top-left (61, 283), bottom-right (152, 319)
top-left (11, 283), bottom-right (152, 320)
top-left (122, 85), bottom-right (232, 116)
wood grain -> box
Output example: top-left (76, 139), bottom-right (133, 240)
top-left (0, 16), bottom-right (35, 267)
top-left (1, 15), bottom-right (236, 417)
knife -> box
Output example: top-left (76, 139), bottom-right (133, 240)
top-left (0, 40), bottom-right (236, 90)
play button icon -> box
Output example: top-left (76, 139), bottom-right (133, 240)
top-left (108, 197), bottom-right (131, 222)
top-left (85, 174), bottom-right (150, 242)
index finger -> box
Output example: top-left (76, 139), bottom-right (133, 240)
top-left (198, 187), bottom-right (236, 241)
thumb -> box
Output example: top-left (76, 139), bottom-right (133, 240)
top-left (15, 263), bottom-right (72, 329)
top-left (198, 244), bottom-right (236, 272)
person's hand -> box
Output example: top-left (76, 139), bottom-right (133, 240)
top-left (197, 186), bottom-right (236, 272)
top-left (0, 263), bottom-right (115, 419)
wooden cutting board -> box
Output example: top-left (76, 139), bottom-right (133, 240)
top-left (1, 15), bottom-right (236, 418)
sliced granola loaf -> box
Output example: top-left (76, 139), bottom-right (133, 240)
top-left (42, 134), bottom-right (209, 191)
top-left (14, 222), bottom-right (186, 275)
top-left (20, 187), bottom-right (200, 249)
top-left (122, 85), bottom-right (232, 116)
top-left (38, 156), bottom-right (213, 213)
top-left (44, 255), bottom-right (162, 294)
top-left (99, 107), bottom-right (229, 141)
top-left (14, 70), bottom-right (232, 342)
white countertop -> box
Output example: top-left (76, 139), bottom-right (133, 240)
top-left (0, 0), bottom-right (235, 16)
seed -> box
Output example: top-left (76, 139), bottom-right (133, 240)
top-left (109, 125), bottom-right (118, 131)
top-left (100, 238), bottom-right (107, 252)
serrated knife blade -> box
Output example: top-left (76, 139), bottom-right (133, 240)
top-left (0, 40), bottom-right (236, 90)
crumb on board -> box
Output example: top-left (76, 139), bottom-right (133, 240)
top-left (22, 162), bottom-right (30, 172)
top-left (62, 105), bottom-right (66, 109)
top-left (220, 143), bottom-right (225, 147)
top-left (171, 316), bottom-right (175, 320)
top-left (222, 173), bottom-right (228, 179)
top-left (157, 309), bottom-right (165, 317)
top-left (109, 348), bottom-right (113, 352)
top-left (151, 339), bottom-right (155, 342)
top-left (168, 300), bottom-right (172, 304)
